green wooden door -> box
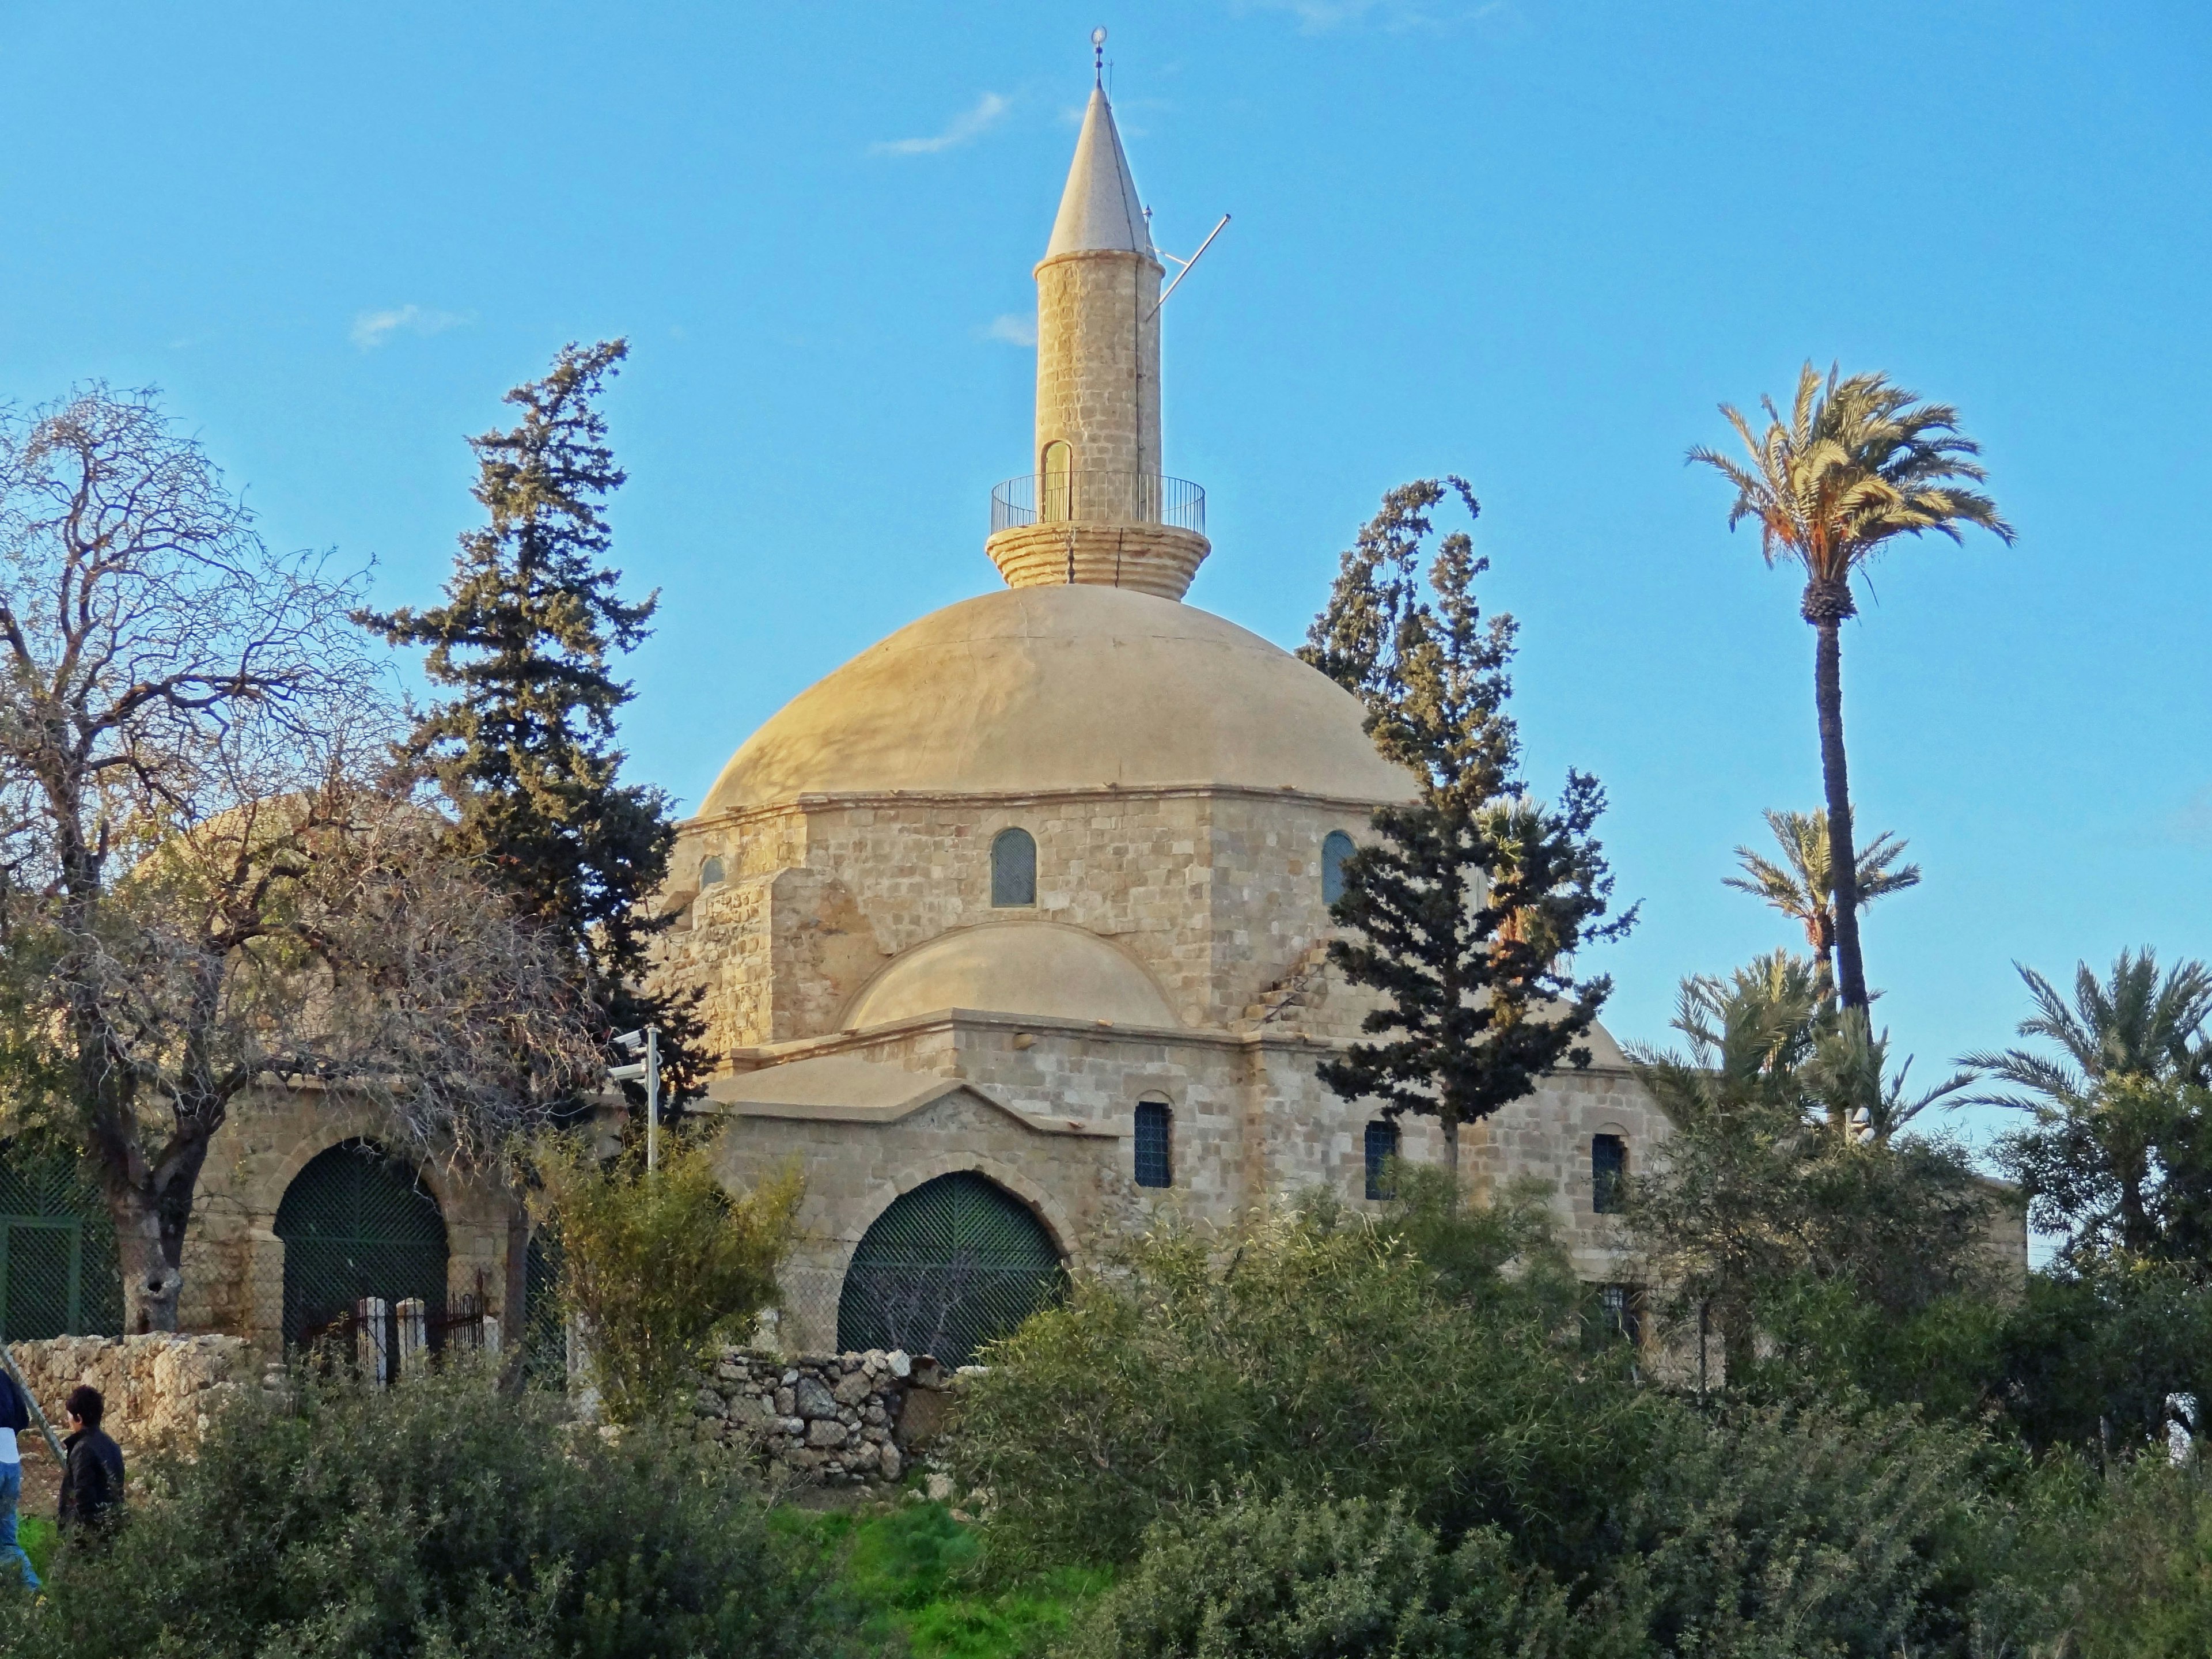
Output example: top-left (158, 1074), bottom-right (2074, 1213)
top-left (836, 1172), bottom-right (1065, 1366)
top-left (0, 1145), bottom-right (122, 1340)
top-left (274, 1141), bottom-right (448, 1349)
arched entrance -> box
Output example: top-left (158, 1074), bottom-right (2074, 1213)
top-left (274, 1141), bottom-right (448, 1349)
top-left (836, 1171), bottom-right (1066, 1366)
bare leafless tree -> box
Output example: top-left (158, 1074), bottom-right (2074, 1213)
top-left (0, 386), bottom-right (601, 1328)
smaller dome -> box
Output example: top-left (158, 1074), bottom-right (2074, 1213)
top-left (844, 922), bottom-right (1178, 1031)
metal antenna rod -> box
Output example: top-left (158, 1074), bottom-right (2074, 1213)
top-left (1150, 214), bottom-right (1232, 317)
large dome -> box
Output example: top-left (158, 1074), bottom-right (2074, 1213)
top-left (700, 585), bottom-right (1416, 816)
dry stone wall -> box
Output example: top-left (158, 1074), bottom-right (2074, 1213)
top-left (5, 1334), bottom-right (253, 1453)
top-left (692, 1346), bottom-right (961, 1486)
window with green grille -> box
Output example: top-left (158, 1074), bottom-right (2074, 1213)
top-left (0, 1143), bottom-right (123, 1340)
top-left (274, 1141), bottom-right (447, 1350)
top-left (836, 1172), bottom-right (1065, 1366)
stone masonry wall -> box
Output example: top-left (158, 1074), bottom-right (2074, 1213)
top-left (1035, 248), bottom-right (1162, 481)
top-left (692, 1346), bottom-right (960, 1485)
top-left (6, 1334), bottom-right (253, 1454)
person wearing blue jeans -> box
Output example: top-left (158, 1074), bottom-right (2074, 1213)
top-left (0, 1365), bottom-right (36, 1590)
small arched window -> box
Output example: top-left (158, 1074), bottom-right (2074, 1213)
top-left (699, 855), bottom-right (726, 888)
top-left (1134, 1100), bottom-right (1173, 1189)
top-left (991, 827), bottom-right (1037, 908)
top-left (1592, 1134), bottom-right (1627, 1215)
top-left (1321, 831), bottom-right (1356, 908)
top-left (1364, 1118), bottom-right (1401, 1201)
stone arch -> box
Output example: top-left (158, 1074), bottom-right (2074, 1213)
top-left (834, 1164), bottom-right (1070, 1366)
top-left (274, 1138), bottom-right (448, 1349)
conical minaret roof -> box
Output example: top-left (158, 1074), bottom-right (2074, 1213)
top-left (1045, 85), bottom-right (1155, 260)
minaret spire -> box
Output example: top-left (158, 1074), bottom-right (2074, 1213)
top-left (982, 40), bottom-right (1210, 601)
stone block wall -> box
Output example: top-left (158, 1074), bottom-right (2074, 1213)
top-left (1034, 248), bottom-right (1162, 480)
top-left (5, 1334), bottom-right (253, 1454)
top-left (692, 1347), bottom-right (960, 1485)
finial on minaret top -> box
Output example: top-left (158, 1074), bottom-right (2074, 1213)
top-left (1092, 26), bottom-right (1106, 86)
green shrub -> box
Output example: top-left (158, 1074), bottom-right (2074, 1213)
top-left (1056, 1492), bottom-right (1613, 1659)
top-left (532, 1132), bottom-right (801, 1423)
top-left (949, 1188), bottom-right (1655, 1574)
top-left (0, 1360), bottom-right (837, 1658)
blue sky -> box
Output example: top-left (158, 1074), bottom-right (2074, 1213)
top-left (3, 2), bottom-right (2207, 1150)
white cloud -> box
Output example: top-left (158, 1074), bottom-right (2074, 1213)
top-left (981, 313), bottom-right (1037, 347)
top-left (870, 92), bottom-right (1011, 157)
top-left (350, 304), bottom-right (473, 351)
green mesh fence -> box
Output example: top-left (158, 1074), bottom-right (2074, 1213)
top-left (836, 1171), bottom-right (1066, 1367)
top-left (523, 1231), bottom-right (566, 1387)
top-left (0, 1144), bottom-right (123, 1340)
top-left (274, 1141), bottom-right (448, 1350)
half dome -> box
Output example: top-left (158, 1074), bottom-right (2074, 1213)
top-left (701, 585), bottom-right (1416, 816)
top-left (843, 922), bottom-right (1180, 1030)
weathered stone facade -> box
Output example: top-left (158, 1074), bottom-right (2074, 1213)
top-left (1033, 248), bottom-right (1162, 483)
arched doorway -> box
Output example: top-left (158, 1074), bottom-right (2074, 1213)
top-left (274, 1141), bottom-right (448, 1349)
top-left (836, 1172), bottom-right (1065, 1366)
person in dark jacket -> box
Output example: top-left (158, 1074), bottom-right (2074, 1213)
top-left (58, 1384), bottom-right (123, 1533)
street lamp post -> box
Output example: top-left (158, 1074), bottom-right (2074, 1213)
top-left (609, 1027), bottom-right (661, 1172)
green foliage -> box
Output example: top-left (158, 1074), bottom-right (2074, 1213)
top-left (1723, 806), bottom-right (1919, 991)
top-left (1057, 1493), bottom-right (1602, 1659)
top-left (532, 1133), bottom-right (800, 1424)
top-left (361, 339), bottom-right (702, 1088)
top-left (1302, 478), bottom-right (1634, 1166)
top-left (1626, 952), bottom-right (1991, 1385)
top-left (948, 1184), bottom-right (1651, 1575)
top-left (791, 1502), bottom-right (1109, 1659)
top-left (1965, 950), bottom-right (2212, 1268)
top-left (0, 1362), bottom-right (836, 1658)
top-left (1990, 1263), bottom-right (2212, 1452)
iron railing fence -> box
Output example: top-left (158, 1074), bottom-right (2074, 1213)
top-left (991, 471), bottom-right (1205, 536)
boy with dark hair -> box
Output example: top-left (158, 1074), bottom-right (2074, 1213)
top-left (0, 1361), bottom-right (33, 1587)
top-left (58, 1384), bottom-right (123, 1532)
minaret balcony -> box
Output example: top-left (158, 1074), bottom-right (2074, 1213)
top-left (990, 471), bottom-right (1206, 536)
top-left (984, 472), bottom-right (1211, 603)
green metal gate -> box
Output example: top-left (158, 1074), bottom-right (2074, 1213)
top-left (836, 1172), bottom-right (1066, 1366)
top-left (0, 1144), bottom-right (122, 1340)
top-left (274, 1141), bottom-right (448, 1349)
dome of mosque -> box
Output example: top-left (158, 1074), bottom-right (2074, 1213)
top-left (699, 584), bottom-right (1418, 817)
top-left (841, 921), bottom-right (1180, 1031)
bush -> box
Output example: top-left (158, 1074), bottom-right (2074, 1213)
top-left (0, 1361), bottom-right (838, 1658)
top-left (1057, 1492), bottom-right (1606, 1659)
top-left (533, 1132), bottom-right (800, 1423)
top-left (949, 1187), bottom-right (1655, 1574)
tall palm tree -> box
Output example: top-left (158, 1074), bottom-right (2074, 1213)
top-left (1724, 808), bottom-right (1921, 991)
top-left (1690, 365), bottom-right (2013, 1013)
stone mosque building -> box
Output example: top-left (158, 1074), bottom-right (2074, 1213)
top-left (0, 69), bottom-right (1663, 1367)
top-left (653, 76), bottom-right (1668, 1361)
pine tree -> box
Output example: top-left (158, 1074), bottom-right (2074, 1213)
top-left (362, 339), bottom-right (700, 1360)
top-left (1302, 479), bottom-right (1634, 1177)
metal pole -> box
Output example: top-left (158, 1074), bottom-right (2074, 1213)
top-left (645, 1026), bottom-right (661, 1174)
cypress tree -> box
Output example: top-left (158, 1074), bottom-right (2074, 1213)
top-left (362, 339), bottom-right (700, 1358)
top-left (1302, 478), bottom-right (1635, 1177)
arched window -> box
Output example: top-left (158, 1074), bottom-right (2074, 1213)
top-left (1592, 1134), bottom-right (1627, 1215)
top-left (699, 855), bottom-right (726, 888)
top-left (1134, 1100), bottom-right (1173, 1189)
top-left (1364, 1118), bottom-right (1401, 1201)
top-left (274, 1140), bottom-right (448, 1351)
top-left (1041, 440), bottom-right (1073, 521)
top-left (1322, 830), bottom-right (1355, 908)
top-left (992, 827), bottom-right (1037, 907)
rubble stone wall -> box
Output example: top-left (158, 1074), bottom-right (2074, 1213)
top-left (692, 1346), bottom-right (961, 1485)
top-left (5, 1334), bottom-right (253, 1453)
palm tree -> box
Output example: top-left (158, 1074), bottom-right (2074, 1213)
top-left (1961, 950), bottom-right (2212, 1259)
top-left (1690, 365), bottom-right (2013, 1013)
top-left (1724, 808), bottom-right (1921, 991)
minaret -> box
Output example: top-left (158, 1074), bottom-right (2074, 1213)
top-left (986, 50), bottom-right (1210, 601)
